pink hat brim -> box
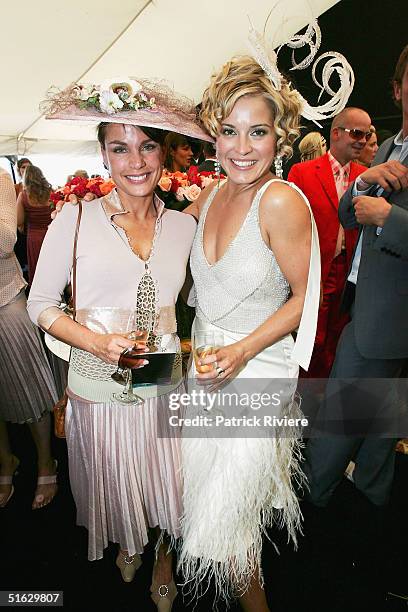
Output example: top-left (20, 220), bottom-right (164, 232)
top-left (46, 103), bottom-right (214, 143)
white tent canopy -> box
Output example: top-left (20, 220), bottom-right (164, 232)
top-left (1, 0), bottom-right (339, 157)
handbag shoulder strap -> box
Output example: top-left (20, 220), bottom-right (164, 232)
top-left (71, 201), bottom-right (83, 322)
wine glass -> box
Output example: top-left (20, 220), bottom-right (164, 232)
top-left (111, 311), bottom-right (152, 405)
top-left (192, 330), bottom-right (224, 375)
top-left (192, 329), bottom-right (225, 415)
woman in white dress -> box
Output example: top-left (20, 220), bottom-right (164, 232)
top-left (179, 56), bottom-right (321, 610)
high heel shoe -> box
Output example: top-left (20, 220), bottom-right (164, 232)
top-left (150, 579), bottom-right (178, 611)
top-left (115, 551), bottom-right (142, 582)
top-left (0, 455), bottom-right (20, 508)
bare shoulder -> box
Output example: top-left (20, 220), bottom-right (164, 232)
top-left (260, 180), bottom-right (310, 228)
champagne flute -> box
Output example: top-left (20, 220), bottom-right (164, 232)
top-left (111, 311), bottom-right (152, 405)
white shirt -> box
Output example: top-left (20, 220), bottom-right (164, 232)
top-left (348, 130), bottom-right (408, 284)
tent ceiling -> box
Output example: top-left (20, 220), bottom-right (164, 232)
top-left (0, 0), bottom-right (339, 155)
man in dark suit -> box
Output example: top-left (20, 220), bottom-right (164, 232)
top-left (198, 141), bottom-right (224, 173)
top-left (305, 44), bottom-right (408, 509)
top-left (288, 109), bottom-right (368, 377)
top-left (302, 44), bottom-right (408, 607)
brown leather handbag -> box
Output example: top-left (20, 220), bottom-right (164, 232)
top-left (53, 202), bottom-right (83, 439)
top-left (53, 391), bottom-right (68, 439)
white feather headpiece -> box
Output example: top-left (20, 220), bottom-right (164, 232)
top-left (247, 18), bottom-right (354, 126)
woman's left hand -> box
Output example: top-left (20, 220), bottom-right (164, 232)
top-left (51, 193), bottom-right (97, 220)
top-left (195, 341), bottom-right (247, 386)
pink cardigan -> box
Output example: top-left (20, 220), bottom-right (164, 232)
top-left (27, 190), bottom-right (196, 330)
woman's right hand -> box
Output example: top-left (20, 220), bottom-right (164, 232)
top-left (51, 201), bottom-right (64, 219)
top-left (91, 333), bottom-right (148, 367)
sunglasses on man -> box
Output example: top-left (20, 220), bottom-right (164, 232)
top-left (337, 127), bottom-right (373, 141)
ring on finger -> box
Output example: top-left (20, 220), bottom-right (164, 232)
top-left (215, 365), bottom-right (225, 378)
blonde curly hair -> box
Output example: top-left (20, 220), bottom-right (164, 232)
top-left (200, 55), bottom-right (303, 158)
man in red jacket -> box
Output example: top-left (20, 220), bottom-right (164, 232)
top-left (288, 108), bottom-right (371, 377)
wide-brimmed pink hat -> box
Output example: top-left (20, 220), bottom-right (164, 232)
top-left (43, 76), bottom-right (213, 142)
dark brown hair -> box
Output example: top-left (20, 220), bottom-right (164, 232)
top-left (163, 132), bottom-right (191, 171)
top-left (97, 122), bottom-right (167, 149)
top-left (16, 158), bottom-right (32, 175)
top-left (23, 165), bottom-right (52, 205)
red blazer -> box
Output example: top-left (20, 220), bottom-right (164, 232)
top-left (288, 153), bottom-right (365, 284)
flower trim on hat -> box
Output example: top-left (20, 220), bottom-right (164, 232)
top-left (73, 77), bottom-right (156, 115)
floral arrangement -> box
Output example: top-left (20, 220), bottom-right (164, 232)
top-left (72, 77), bottom-right (156, 115)
top-left (157, 166), bottom-right (225, 210)
top-left (50, 176), bottom-right (115, 206)
top-left (49, 165), bottom-right (225, 211)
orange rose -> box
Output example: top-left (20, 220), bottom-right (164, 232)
top-left (173, 171), bottom-right (188, 186)
top-left (99, 180), bottom-right (115, 195)
top-left (158, 176), bottom-right (172, 192)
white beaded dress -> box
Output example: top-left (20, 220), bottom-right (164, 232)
top-left (179, 179), bottom-right (321, 598)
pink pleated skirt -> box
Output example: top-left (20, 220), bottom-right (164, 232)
top-left (65, 384), bottom-right (184, 561)
top-left (0, 291), bottom-right (57, 423)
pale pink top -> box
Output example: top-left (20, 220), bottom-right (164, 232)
top-left (27, 190), bottom-right (196, 327)
top-left (0, 170), bottom-right (26, 307)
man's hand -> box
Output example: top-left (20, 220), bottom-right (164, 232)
top-left (352, 195), bottom-right (392, 227)
top-left (359, 160), bottom-right (408, 192)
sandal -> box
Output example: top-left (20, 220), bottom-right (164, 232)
top-left (0, 455), bottom-right (20, 508)
top-left (32, 459), bottom-right (58, 510)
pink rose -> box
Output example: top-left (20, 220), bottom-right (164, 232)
top-left (184, 184), bottom-right (201, 201)
top-left (175, 187), bottom-right (186, 202)
top-left (158, 176), bottom-right (172, 192)
top-left (200, 175), bottom-right (214, 189)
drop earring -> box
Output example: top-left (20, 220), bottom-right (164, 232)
top-left (274, 154), bottom-right (283, 179)
top-left (214, 149), bottom-right (222, 190)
